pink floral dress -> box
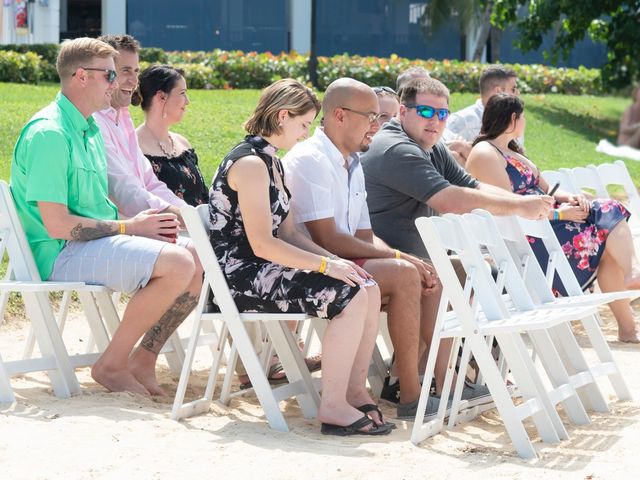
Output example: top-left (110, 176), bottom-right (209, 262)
top-left (502, 149), bottom-right (630, 295)
top-left (208, 136), bottom-right (360, 319)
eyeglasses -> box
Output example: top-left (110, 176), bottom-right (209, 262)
top-left (340, 106), bottom-right (382, 124)
top-left (373, 86), bottom-right (397, 95)
top-left (72, 67), bottom-right (117, 84)
top-left (404, 104), bottom-right (450, 121)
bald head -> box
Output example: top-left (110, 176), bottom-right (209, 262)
top-left (322, 78), bottom-right (377, 115)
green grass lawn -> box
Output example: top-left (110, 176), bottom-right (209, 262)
top-left (0, 82), bottom-right (637, 186)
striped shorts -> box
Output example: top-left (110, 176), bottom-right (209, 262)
top-left (49, 235), bottom-right (190, 294)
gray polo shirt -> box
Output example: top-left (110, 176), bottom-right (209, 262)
top-left (361, 118), bottom-right (479, 258)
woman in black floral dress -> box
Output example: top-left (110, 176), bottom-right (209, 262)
top-left (209, 79), bottom-right (392, 435)
top-left (467, 93), bottom-right (640, 343)
top-left (135, 65), bottom-right (208, 206)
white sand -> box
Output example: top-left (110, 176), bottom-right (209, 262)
top-left (1, 304), bottom-right (640, 480)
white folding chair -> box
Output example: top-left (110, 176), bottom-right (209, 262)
top-left (411, 214), bottom-right (594, 459)
top-left (541, 169), bottom-right (580, 194)
top-left (0, 180), bottom-right (92, 402)
top-left (562, 165), bottom-right (609, 198)
top-left (171, 205), bottom-right (321, 432)
top-left (595, 160), bottom-right (640, 236)
top-left (492, 213), bottom-right (634, 404)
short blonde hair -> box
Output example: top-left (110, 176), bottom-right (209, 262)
top-left (56, 37), bottom-right (117, 80)
top-left (245, 79), bottom-right (321, 137)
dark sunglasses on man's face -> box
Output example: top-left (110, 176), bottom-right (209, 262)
top-left (405, 104), bottom-right (450, 121)
top-left (72, 67), bottom-right (117, 84)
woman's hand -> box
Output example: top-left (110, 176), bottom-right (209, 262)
top-left (558, 204), bottom-right (589, 223)
top-left (567, 194), bottom-right (591, 213)
top-left (325, 259), bottom-right (367, 287)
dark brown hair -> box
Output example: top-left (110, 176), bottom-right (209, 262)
top-left (474, 93), bottom-right (525, 153)
top-left (132, 64), bottom-right (185, 110)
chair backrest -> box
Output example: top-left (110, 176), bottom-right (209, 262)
top-left (415, 215), bottom-right (510, 322)
top-left (0, 180), bottom-right (43, 282)
top-left (181, 204), bottom-right (241, 319)
top-left (541, 169), bottom-right (579, 195)
top-left (596, 160), bottom-right (640, 220)
top-left (563, 166), bottom-right (609, 198)
top-left (491, 213), bottom-right (585, 297)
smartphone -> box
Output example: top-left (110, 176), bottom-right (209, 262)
top-left (548, 182), bottom-right (560, 196)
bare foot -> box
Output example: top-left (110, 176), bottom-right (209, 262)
top-left (128, 348), bottom-right (166, 396)
top-left (91, 362), bottom-right (149, 396)
top-left (618, 331), bottom-right (640, 343)
top-left (347, 391), bottom-right (384, 426)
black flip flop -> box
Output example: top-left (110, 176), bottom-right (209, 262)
top-left (357, 404), bottom-right (397, 429)
top-left (239, 362), bottom-right (289, 390)
top-left (321, 415), bottom-right (393, 436)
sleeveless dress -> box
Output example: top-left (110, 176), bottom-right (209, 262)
top-left (145, 148), bottom-right (208, 206)
top-left (208, 135), bottom-right (360, 319)
top-left (493, 145), bottom-right (631, 295)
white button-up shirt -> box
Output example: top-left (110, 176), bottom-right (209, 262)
top-left (282, 128), bottom-right (371, 236)
top-left (94, 107), bottom-right (187, 218)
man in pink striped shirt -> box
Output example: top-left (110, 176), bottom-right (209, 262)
top-left (94, 34), bottom-right (187, 219)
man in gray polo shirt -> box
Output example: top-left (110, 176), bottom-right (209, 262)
top-left (362, 76), bottom-right (552, 260)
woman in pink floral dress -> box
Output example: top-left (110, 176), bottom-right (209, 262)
top-left (466, 93), bottom-right (640, 343)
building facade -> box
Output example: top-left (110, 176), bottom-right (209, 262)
top-left (1, 0), bottom-right (606, 69)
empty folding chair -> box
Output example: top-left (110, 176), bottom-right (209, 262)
top-left (563, 166), bottom-right (609, 198)
top-left (595, 160), bottom-right (640, 235)
top-left (411, 214), bottom-right (597, 458)
top-left (492, 213), bottom-right (634, 404)
top-left (540, 169), bottom-right (579, 195)
top-left (172, 205), bottom-right (321, 432)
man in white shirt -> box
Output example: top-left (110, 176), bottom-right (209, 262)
top-left (283, 78), bottom-right (448, 420)
top-left (444, 65), bottom-right (521, 164)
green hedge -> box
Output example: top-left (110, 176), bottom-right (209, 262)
top-left (0, 44), bottom-right (604, 95)
top-left (0, 51), bottom-right (43, 83)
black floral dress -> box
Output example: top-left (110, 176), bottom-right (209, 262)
top-left (145, 148), bottom-right (208, 206)
top-left (208, 135), bottom-right (360, 319)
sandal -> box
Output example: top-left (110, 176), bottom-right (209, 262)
top-left (239, 361), bottom-right (288, 390)
top-left (304, 354), bottom-right (322, 373)
top-left (357, 404), bottom-right (397, 429)
top-left (321, 415), bottom-right (393, 436)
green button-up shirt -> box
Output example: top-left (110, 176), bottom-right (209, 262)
top-left (10, 92), bottom-right (119, 280)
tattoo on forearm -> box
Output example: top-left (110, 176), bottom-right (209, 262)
top-left (70, 221), bottom-right (116, 241)
top-left (140, 292), bottom-right (199, 354)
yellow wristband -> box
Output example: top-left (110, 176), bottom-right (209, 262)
top-left (119, 221), bottom-right (126, 235)
top-left (394, 249), bottom-right (401, 259)
top-left (318, 256), bottom-right (328, 274)
top-left (558, 210), bottom-right (564, 221)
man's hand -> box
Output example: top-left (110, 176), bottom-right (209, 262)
top-left (126, 208), bottom-right (180, 242)
top-left (517, 195), bottom-right (554, 220)
top-left (164, 204), bottom-right (185, 229)
top-left (447, 137), bottom-right (472, 160)
top-left (400, 252), bottom-right (439, 294)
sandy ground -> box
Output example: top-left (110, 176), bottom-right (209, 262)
top-left (1, 303), bottom-right (639, 480)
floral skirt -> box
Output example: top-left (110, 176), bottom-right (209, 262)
top-left (219, 258), bottom-right (360, 320)
top-left (529, 199), bottom-right (630, 296)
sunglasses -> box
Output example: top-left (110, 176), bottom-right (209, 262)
top-left (72, 67), bottom-right (117, 84)
top-left (373, 86), bottom-right (397, 95)
top-left (405, 104), bottom-right (450, 121)
top-left (341, 106), bottom-right (382, 124)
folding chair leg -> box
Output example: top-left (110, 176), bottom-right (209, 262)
top-left (226, 319), bottom-right (289, 432)
top-left (263, 321), bottom-right (320, 419)
top-left (76, 291), bottom-right (111, 353)
top-left (23, 291), bottom-right (79, 397)
top-left (0, 353), bottom-right (16, 403)
top-left (219, 343), bottom-right (237, 406)
top-left (527, 329), bottom-right (590, 425)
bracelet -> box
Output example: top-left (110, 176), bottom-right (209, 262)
top-left (119, 221), bottom-right (126, 235)
top-left (552, 210), bottom-right (559, 221)
top-left (558, 210), bottom-right (564, 221)
top-left (394, 249), bottom-right (401, 259)
top-left (324, 260), bottom-right (332, 276)
top-left (318, 256), bottom-right (328, 274)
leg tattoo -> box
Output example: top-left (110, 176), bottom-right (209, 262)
top-left (140, 292), bottom-right (198, 354)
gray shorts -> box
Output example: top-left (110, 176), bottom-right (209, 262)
top-left (49, 235), bottom-right (191, 294)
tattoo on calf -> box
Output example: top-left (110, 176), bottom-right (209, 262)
top-left (140, 292), bottom-right (199, 354)
top-left (70, 221), bottom-right (116, 241)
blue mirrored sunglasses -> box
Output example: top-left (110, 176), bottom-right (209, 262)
top-left (405, 104), bottom-right (450, 121)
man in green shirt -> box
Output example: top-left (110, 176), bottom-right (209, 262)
top-left (10, 37), bottom-right (203, 397)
